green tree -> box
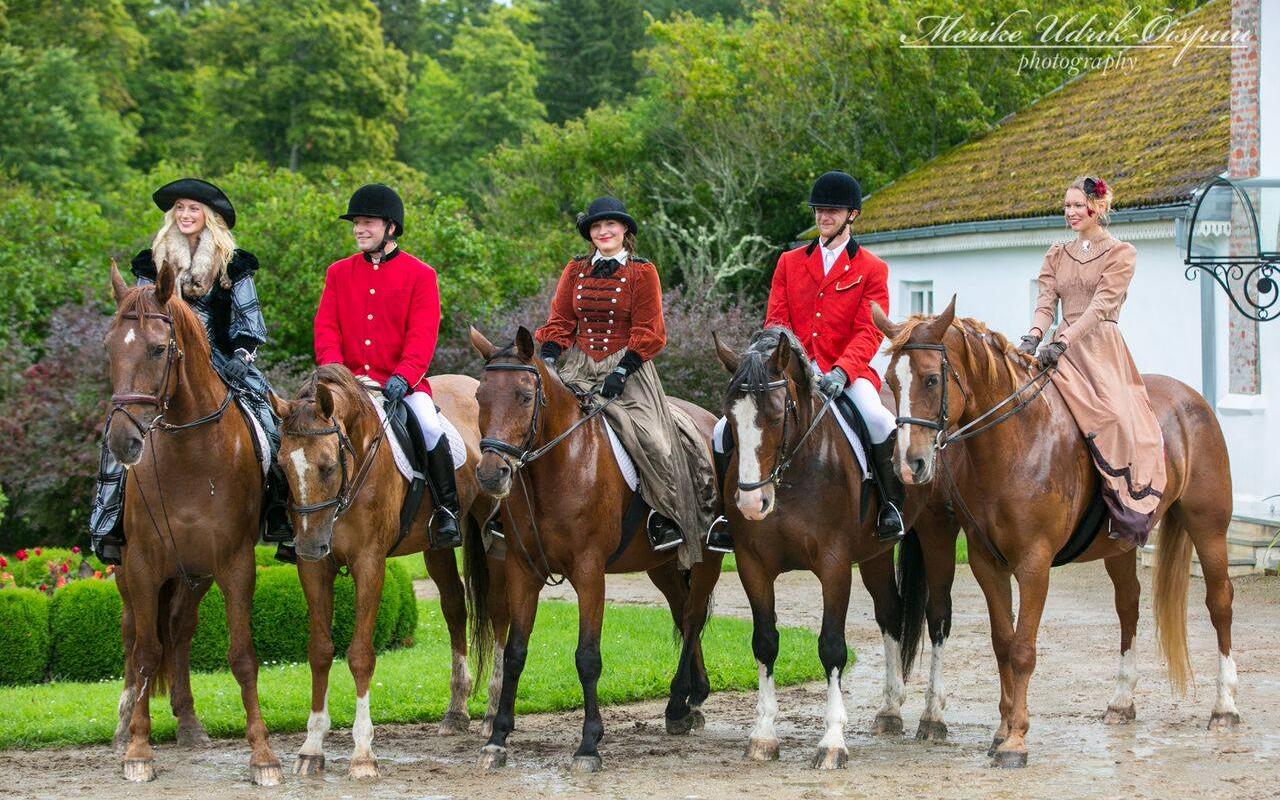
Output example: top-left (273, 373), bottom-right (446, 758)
top-left (536, 0), bottom-right (647, 123)
top-left (204, 0), bottom-right (409, 171)
top-left (399, 6), bottom-right (546, 198)
top-left (0, 46), bottom-right (137, 190)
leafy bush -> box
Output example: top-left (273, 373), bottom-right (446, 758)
top-left (250, 566), bottom-right (312, 664)
top-left (391, 560), bottom-right (418, 648)
top-left (0, 588), bottom-right (49, 685)
top-left (4, 547), bottom-right (103, 590)
top-left (332, 564), bottom-right (405, 656)
top-left (48, 579), bottom-right (124, 682)
top-left (189, 587), bottom-right (229, 673)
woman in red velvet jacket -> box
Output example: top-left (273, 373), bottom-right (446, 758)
top-left (535, 197), bottom-right (715, 558)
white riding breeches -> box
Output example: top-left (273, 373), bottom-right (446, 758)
top-left (713, 366), bottom-right (895, 453)
top-left (405, 391), bottom-right (445, 450)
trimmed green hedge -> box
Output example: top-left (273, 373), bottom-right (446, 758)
top-left (48, 579), bottom-right (123, 681)
top-left (0, 554), bottom-right (419, 684)
top-left (0, 588), bottom-right (49, 684)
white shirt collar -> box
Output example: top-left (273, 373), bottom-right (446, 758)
top-left (592, 249), bottom-right (628, 264)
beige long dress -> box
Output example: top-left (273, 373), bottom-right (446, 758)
top-left (1031, 231), bottom-right (1166, 545)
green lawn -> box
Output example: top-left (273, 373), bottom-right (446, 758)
top-left (0, 599), bottom-right (830, 749)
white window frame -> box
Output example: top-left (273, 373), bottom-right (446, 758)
top-left (901, 280), bottom-right (934, 317)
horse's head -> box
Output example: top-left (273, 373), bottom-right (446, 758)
top-left (469, 325), bottom-right (546, 499)
top-left (103, 260), bottom-right (190, 465)
top-left (714, 327), bottom-right (813, 521)
top-left (873, 296), bottom-right (961, 484)
top-left (273, 367), bottom-right (368, 561)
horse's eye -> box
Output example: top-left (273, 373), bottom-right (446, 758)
top-left (925, 374), bottom-right (940, 388)
top-left (319, 463), bottom-right (335, 480)
top-left (148, 344), bottom-right (166, 359)
top-left (519, 391), bottom-right (534, 405)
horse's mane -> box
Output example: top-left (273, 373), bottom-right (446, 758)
top-left (727, 326), bottom-right (814, 400)
top-left (884, 314), bottom-right (1038, 389)
top-left (114, 284), bottom-right (212, 366)
top-left (287, 363), bottom-right (376, 426)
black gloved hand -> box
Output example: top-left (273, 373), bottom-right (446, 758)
top-left (1037, 341), bottom-right (1067, 368)
top-left (600, 367), bottom-right (628, 398)
top-left (816, 366), bottom-right (848, 399)
top-left (383, 374), bottom-right (410, 404)
top-left (1018, 334), bottom-right (1041, 356)
top-left (539, 340), bottom-right (563, 369)
top-left (221, 349), bottom-right (251, 385)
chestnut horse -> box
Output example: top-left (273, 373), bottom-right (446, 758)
top-left (104, 262), bottom-right (281, 785)
top-left (713, 327), bottom-right (961, 769)
top-left (873, 298), bottom-right (1237, 768)
top-left (271, 364), bottom-right (504, 779)
top-left (469, 326), bottom-right (724, 773)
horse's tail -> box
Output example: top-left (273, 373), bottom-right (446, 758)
top-left (896, 528), bottom-right (927, 681)
top-left (1153, 513), bottom-right (1194, 697)
top-left (463, 514), bottom-right (493, 692)
top-left (151, 580), bottom-right (178, 698)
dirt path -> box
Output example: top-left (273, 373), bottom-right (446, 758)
top-left (2, 564), bottom-right (1276, 799)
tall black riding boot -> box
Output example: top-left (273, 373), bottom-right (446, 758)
top-left (88, 444), bottom-right (126, 565)
top-left (424, 438), bottom-right (463, 550)
top-left (261, 463), bottom-right (294, 543)
top-left (869, 435), bottom-right (906, 542)
top-left (705, 447), bottom-right (734, 553)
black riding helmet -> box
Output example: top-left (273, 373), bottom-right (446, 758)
top-left (808, 171), bottom-right (862, 211)
top-left (153, 178), bottom-right (237, 229)
top-left (340, 183), bottom-right (406, 236)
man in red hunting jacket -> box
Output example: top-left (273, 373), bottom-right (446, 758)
top-left (711, 171), bottom-right (904, 547)
top-left (313, 183), bottom-right (460, 548)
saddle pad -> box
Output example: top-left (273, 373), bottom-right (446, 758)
top-left (830, 404), bottom-right (870, 480)
top-left (603, 420), bottom-right (640, 491)
top-left (368, 392), bottom-right (467, 482)
top-left (236, 397), bottom-right (272, 478)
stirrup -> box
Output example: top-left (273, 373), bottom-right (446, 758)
top-left (876, 503), bottom-right (906, 542)
top-left (646, 510), bottom-right (682, 552)
top-left (704, 516), bottom-right (734, 554)
top-left (429, 508), bottom-right (462, 550)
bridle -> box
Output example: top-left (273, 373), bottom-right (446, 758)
top-left (893, 342), bottom-right (1055, 449)
top-left (280, 402), bottom-right (392, 522)
top-left (733, 373), bottom-right (835, 492)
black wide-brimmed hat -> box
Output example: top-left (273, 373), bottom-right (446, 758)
top-left (340, 183), bottom-right (406, 235)
top-left (152, 178), bottom-right (237, 229)
top-left (807, 171), bottom-right (862, 211)
top-left (576, 196), bottom-right (637, 241)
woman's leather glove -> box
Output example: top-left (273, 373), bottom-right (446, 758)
top-left (1037, 341), bottom-right (1067, 368)
top-left (1018, 334), bottom-right (1041, 356)
top-left (220, 348), bottom-right (253, 385)
top-left (600, 367), bottom-right (628, 398)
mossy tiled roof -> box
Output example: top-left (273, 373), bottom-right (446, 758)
top-left (857, 0), bottom-right (1230, 235)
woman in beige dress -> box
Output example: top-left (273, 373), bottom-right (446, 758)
top-left (1018, 176), bottom-right (1166, 545)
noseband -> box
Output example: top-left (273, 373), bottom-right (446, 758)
top-left (280, 419), bottom-right (358, 518)
top-left (734, 376), bottom-right (834, 492)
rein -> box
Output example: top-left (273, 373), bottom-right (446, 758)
top-left (734, 376), bottom-right (836, 492)
top-left (478, 360), bottom-right (617, 587)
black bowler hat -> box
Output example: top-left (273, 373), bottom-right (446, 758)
top-left (340, 183), bottom-right (406, 235)
top-left (807, 171), bottom-right (862, 211)
top-left (576, 196), bottom-right (637, 241)
top-left (153, 178), bottom-right (237, 229)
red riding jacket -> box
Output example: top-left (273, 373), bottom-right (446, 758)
top-left (764, 239), bottom-right (890, 389)
top-left (313, 248), bottom-right (441, 394)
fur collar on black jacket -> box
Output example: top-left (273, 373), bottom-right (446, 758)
top-left (130, 248), bottom-right (260, 297)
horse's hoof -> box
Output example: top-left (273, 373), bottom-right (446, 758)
top-left (347, 758), bottom-right (380, 780)
top-left (1208, 711), bottom-right (1241, 731)
top-left (811, 746), bottom-right (848, 770)
top-left (872, 712), bottom-right (904, 736)
top-left (570, 754), bottom-right (603, 774)
top-left (688, 709), bottom-right (706, 732)
top-left (987, 736), bottom-right (1006, 757)
top-left (916, 718), bottom-right (949, 742)
top-left (665, 711), bottom-right (703, 736)
top-left (252, 762), bottom-right (284, 787)
top-left (1104, 704), bottom-right (1136, 725)
top-left (991, 749), bottom-right (1028, 769)
top-left (176, 724), bottom-right (212, 748)
top-left (480, 717), bottom-right (495, 739)
top-left (477, 745), bottom-right (508, 770)
top-left (293, 753), bottom-right (325, 776)
top-left (122, 759), bottom-right (156, 783)
top-left (438, 711), bottom-right (471, 736)
top-left (744, 737), bottom-right (780, 761)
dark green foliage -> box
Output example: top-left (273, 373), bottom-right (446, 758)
top-left (189, 586), bottom-right (229, 673)
top-left (0, 588), bottom-right (49, 685)
top-left (332, 564), bottom-right (405, 655)
top-left (250, 566), bottom-right (312, 664)
top-left (48, 580), bottom-right (123, 682)
top-left (390, 559), bottom-right (418, 647)
top-left (536, 0), bottom-right (646, 123)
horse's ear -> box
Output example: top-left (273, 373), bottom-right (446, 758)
top-left (155, 261), bottom-right (176, 305)
top-left (315, 383), bottom-right (335, 420)
top-left (469, 326), bottom-right (496, 360)
top-left (870, 302), bottom-right (900, 339)
top-left (110, 259), bottom-right (128, 305)
top-left (269, 393), bottom-right (291, 421)
top-left (514, 326), bottom-right (535, 360)
top-left (768, 336), bottom-right (791, 373)
top-left (927, 295), bottom-right (957, 341)
top-left (713, 331), bottom-right (740, 373)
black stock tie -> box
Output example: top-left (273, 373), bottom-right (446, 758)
top-left (592, 257), bottom-right (621, 277)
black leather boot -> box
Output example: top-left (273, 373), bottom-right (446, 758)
top-left (425, 438), bottom-right (462, 550)
top-left (705, 447), bottom-right (734, 553)
top-left (646, 511), bottom-right (683, 551)
top-left (870, 436), bottom-right (906, 542)
top-left (261, 463), bottom-right (294, 543)
top-left (88, 444), bottom-right (126, 565)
